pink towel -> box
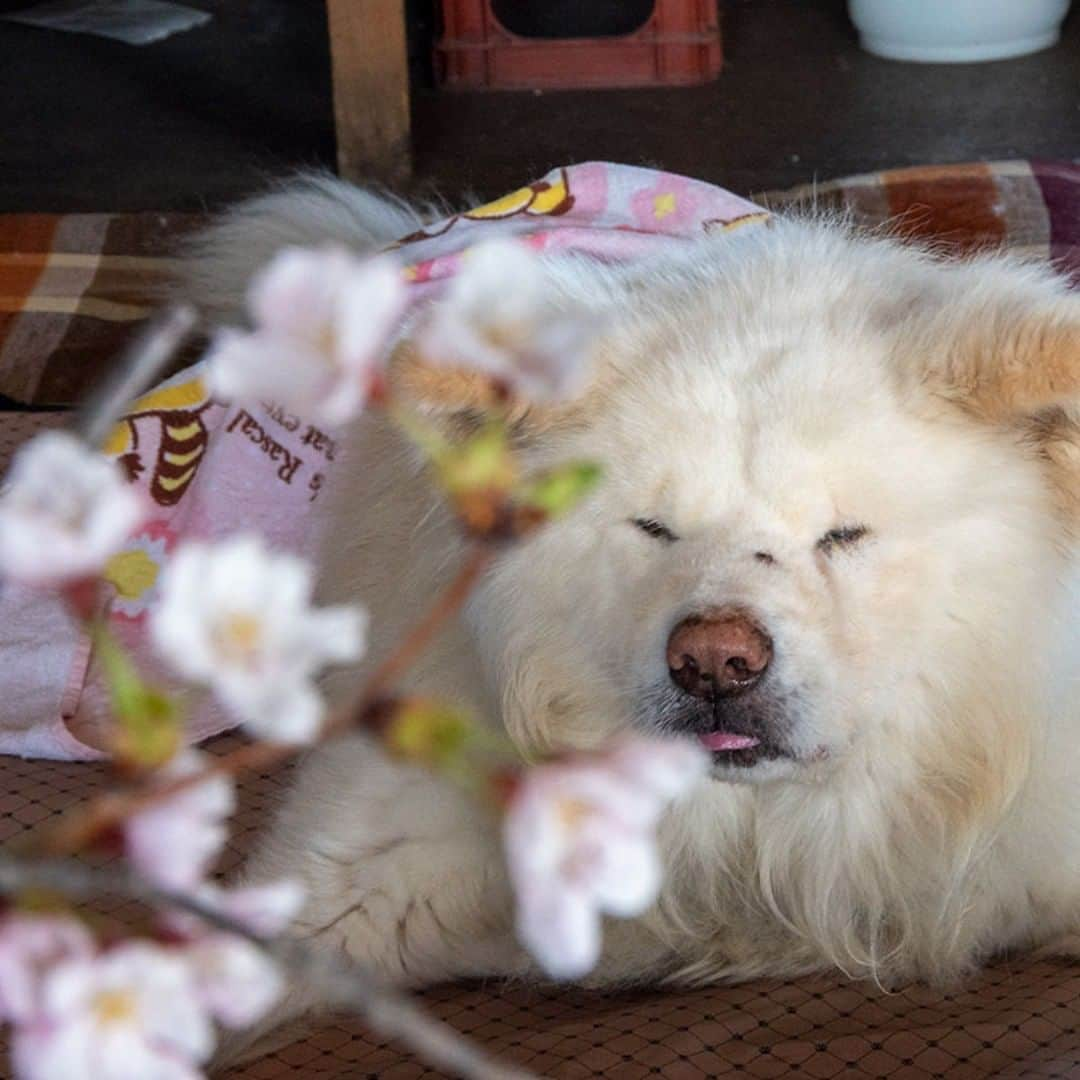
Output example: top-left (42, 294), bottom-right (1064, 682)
top-left (0, 163), bottom-right (766, 760)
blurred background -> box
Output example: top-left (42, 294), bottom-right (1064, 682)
top-left (1, 0), bottom-right (1077, 213)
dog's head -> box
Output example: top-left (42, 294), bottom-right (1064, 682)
top-left (409, 220), bottom-right (1080, 791)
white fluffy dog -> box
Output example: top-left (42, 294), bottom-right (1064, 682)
top-left (183, 174), bottom-right (1080, 1047)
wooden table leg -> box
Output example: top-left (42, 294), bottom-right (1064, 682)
top-left (326, 0), bottom-right (411, 185)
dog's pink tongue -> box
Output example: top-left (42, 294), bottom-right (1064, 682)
top-left (699, 732), bottom-right (759, 751)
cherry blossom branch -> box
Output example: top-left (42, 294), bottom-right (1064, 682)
top-left (343, 540), bottom-right (494, 711)
top-left (0, 852), bottom-right (535, 1080)
top-left (76, 305), bottom-right (198, 448)
top-left (40, 543), bottom-right (495, 857)
top-left (0, 242), bottom-right (709, 1079)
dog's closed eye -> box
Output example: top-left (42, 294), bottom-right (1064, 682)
top-left (817, 524), bottom-right (870, 554)
top-left (633, 517), bottom-right (679, 543)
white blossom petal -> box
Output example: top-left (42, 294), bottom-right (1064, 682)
top-left (210, 880), bottom-right (306, 938)
top-left (183, 935), bottom-right (283, 1029)
top-left (206, 331), bottom-right (329, 416)
top-left (337, 256), bottom-right (410, 366)
top-left (587, 831), bottom-right (662, 918)
top-left (416, 239), bottom-right (602, 403)
top-left (248, 248), bottom-right (349, 341)
top-left (16, 942), bottom-right (214, 1080)
top-left (515, 882), bottom-right (600, 981)
top-left (503, 736), bottom-right (707, 979)
top-left (208, 247), bottom-right (406, 426)
top-left (0, 915), bottom-right (95, 1025)
top-left (0, 431), bottom-right (144, 588)
top-left (151, 535), bottom-right (365, 744)
top-left (607, 737), bottom-right (709, 801)
top-left (125, 751), bottom-right (235, 892)
top-left (226, 678), bottom-right (324, 745)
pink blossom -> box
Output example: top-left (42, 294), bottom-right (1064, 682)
top-left (0, 915), bottom-right (95, 1026)
top-left (605, 737), bottom-right (711, 801)
top-left (181, 935), bottom-right (282, 1030)
top-left (0, 431), bottom-right (144, 588)
top-left (163, 881), bottom-right (303, 1029)
top-left (167, 879), bottom-right (305, 942)
top-left (151, 535), bottom-right (366, 744)
top-left (503, 737), bottom-right (707, 979)
top-left (210, 880), bottom-right (305, 937)
top-left (124, 877), bottom-right (304, 1034)
top-left (186, 883), bottom-right (303, 1026)
top-left (124, 751), bottom-right (235, 893)
top-left (206, 247), bottom-right (407, 425)
top-left (11, 941), bottom-right (213, 1080)
top-left (415, 239), bottom-right (602, 403)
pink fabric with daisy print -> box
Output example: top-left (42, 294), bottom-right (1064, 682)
top-left (0, 162), bottom-right (766, 760)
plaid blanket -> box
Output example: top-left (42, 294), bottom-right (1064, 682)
top-left (1, 161), bottom-right (1078, 410)
top-left (765, 159), bottom-right (1080, 278)
top-left (0, 211), bottom-right (201, 407)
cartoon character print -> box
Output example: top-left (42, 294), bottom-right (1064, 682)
top-left (702, 211), bottom-right (772, 234)
top-left (102, 375), bottom-right (213, 508)
top-left (391, 168), bottom-right (576, 249)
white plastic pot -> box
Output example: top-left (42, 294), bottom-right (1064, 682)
top-left (848, 0), bottom-right (1071, 63)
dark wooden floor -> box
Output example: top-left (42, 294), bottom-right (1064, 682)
top-left (1, 0), bottom-right (1078, 213)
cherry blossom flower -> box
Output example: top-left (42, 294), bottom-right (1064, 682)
top-left (207, 880), bottom-right (305, 937)
top-left (124, 751), bottom-right (235, 893)
top-left (0, 915), bottom-right (96, 1026)
top-left (163, 880), bottom-right (304, 1029)
top-left (503, 737), bottom-right (707, 979)
top-left (415, 239), bottom-right (602, 403)
top-left (206, 247), bottom-right (407, 425)
top-left (166, 879), bottom-right (305, 943)
top-left (156, 883), bottom-right (300, 1033)
top-left (0, 431), bottom-right (144, 589)
top-left (180, 936), bottom-right (281, 1031)
top-left (151, 535), bottom-right (366, 744)
top-left (110, 877), bottom-right (301, 1036)
top-left (11, 941), bottom-right (213, 1080)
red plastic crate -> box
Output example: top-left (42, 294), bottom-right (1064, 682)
top-left (436, 0), bottom-right (723, 91)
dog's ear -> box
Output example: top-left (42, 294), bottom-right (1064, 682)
top-left (389, 341), bottom-right (506, 414)
top-left (386, 339), bottom-right (611, 440)
top-left (904, 259), bottom-right (1080, 519)
top-left (916, 272), bottom-right (1080, 422)
top-left (386, 340), bottom-right (538, 438)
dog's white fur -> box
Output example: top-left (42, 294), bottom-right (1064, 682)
top-left (181, 175), bottom-right (1080, 1049)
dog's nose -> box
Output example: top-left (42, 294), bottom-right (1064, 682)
top-left (667, 610), bottom-right (773, 698)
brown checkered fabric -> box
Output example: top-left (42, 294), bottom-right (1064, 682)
top-left (2, 161), bottom-right (1079, 409)
top-left (763, 159), bottom-right (1080, 283)
top-left (5, 738), bottom-right (1080, 1079)
top-left (0, 211), bottom-right (203, 406)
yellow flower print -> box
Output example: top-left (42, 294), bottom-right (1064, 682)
top-left (652, 193), bottom-right (677, 220)
top-left (103, 525), bottom-right (173, 621)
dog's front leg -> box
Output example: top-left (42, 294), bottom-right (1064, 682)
top-left (216, 735), bottom-right (528, 1067)
top-left (266, 736), bottom-right (534, 981)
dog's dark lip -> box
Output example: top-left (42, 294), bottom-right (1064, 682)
top-left (637, 682), bottom-right (795, 768)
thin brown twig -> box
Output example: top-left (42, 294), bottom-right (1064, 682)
top-left (331, 540), bottom-right (493, 725)
top-left (41, 543), bottom-right (495, 857)
top-left (76, 305), bottom-right (198, 449)
top-left (0, 853), bottom-right (535, 1080)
